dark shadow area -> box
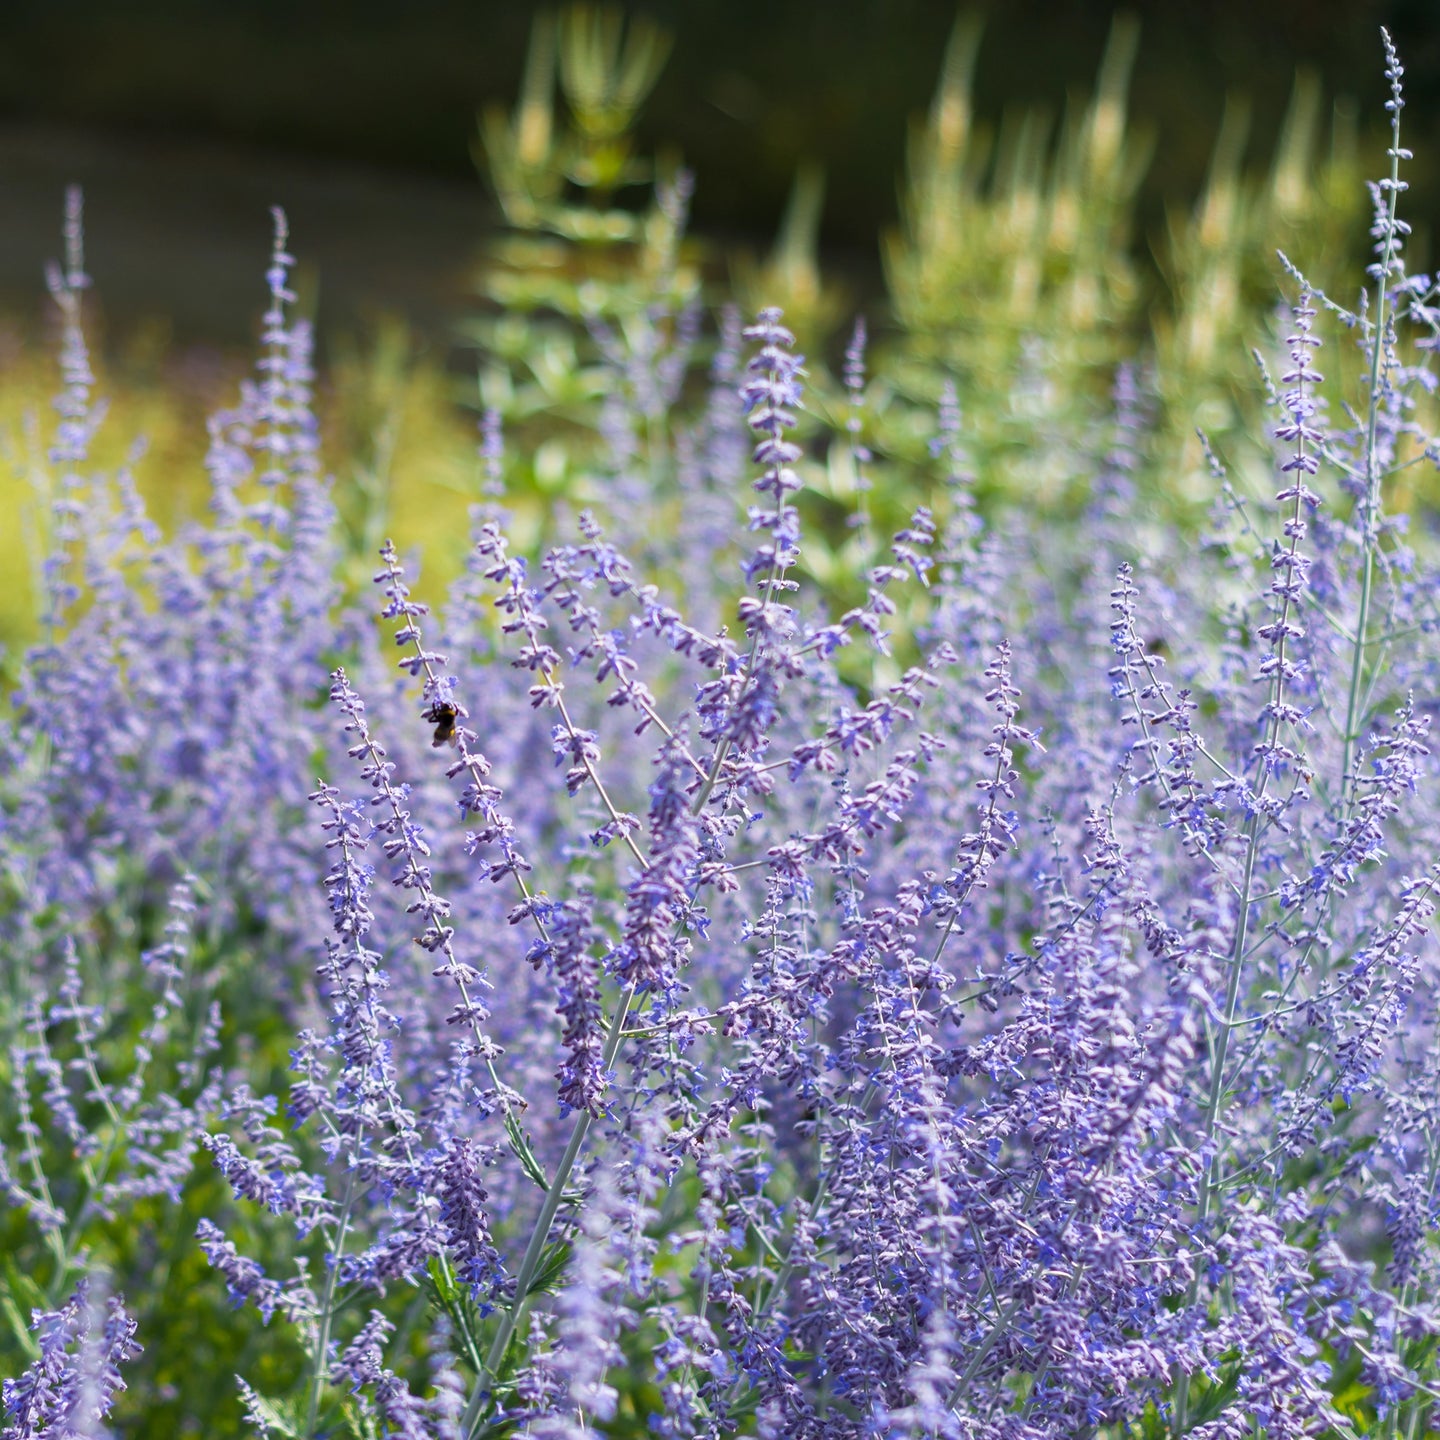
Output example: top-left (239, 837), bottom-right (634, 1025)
top-left (0, 0), bottom-right (1435, 348)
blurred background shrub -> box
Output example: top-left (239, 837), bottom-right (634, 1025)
top-left (0, 0), bottom-right (1433, 667)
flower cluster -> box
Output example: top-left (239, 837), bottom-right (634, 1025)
top-left (4, 38), bottom-right (1440, 1440)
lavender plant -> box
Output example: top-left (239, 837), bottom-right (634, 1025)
top-left (4, 27), bottom-right (1440, 1440)
top-left (2, 1280), bottom-right (140, 1439)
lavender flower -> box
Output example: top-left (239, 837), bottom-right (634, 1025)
top-left (2, 1283), bottom-right (140, 1440)
top-left (4, 37), bottom-right (1440, 1439)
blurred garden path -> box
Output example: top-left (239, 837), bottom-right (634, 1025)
top-left (0, 122), bottom-right (490, 348)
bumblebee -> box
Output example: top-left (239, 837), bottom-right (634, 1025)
top-left (425, 700), bottom-right (461, 749)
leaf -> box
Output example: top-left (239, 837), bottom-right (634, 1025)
top-left (426, 1253), bottom-right (460, 1304)
top-left (525, 1239), bottom-right (573, 1297)
top-left (504, 1110), bottom-right (552, 1193)
top-left (470, 1417), bottom-right (524, 1440)
top-left (502, 1112), bottom-right (583, 1203)
top-left (0, 1261), bottom-right (47, 1359)
top-left (235, 1379), bottom-right (303, 1438)
top-left (340, 1394), bottom-right (383, 1440)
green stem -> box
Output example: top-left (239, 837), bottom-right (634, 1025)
top-left (308, 1169), bottom-right (359, 1439)
top-left (460, 980), bottom-right (638, 1439)
top-left (1340, 92), bottom-right (1403, 808)
top-left (1174, 812), bottom-right (1261, 1432)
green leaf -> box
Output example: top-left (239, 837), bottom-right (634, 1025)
top-left (525, 1240), bottom-right (573, 1298)
top-left (426, 1253), bottom-right (460, 1305)
top-left (504, 1110), bottom-right (552, 1193)
top-left (502, 1112), bottom-right (583, 1204)
top-left (339, 1394), bottom-right (382, 1440)
top-left (237, 1386), bottom-right (303, 1439)
top-left (0, 1260), bottom-right (47, 1359)
top-left (469, 1417), bottom-right (524, 1440)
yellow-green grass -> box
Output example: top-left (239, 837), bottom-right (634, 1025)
top-left (0, 316), bottom-right (545, 673)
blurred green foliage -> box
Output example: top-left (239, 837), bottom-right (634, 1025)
top-left (0, 4), bottom-right (1398, 668)
top-left (454, 5), bottom-right (1385, 657)
top-left (876, 12), bottom-right (1372, 509)
top-left (465, 7), bottom-right (702, 531)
